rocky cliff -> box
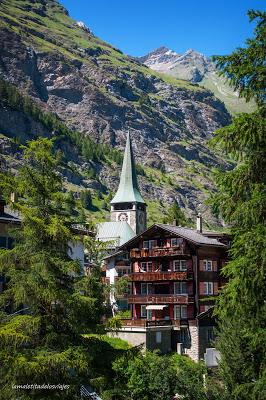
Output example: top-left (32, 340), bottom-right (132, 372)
top-left (0, 0), bottom-right (233, 226)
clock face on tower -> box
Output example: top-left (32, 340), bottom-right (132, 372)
top-left (118, 212), bottom-right (128, 222)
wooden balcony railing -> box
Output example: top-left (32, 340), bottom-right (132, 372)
top-left (120, 319), bottom-right (187, 328)
top-left (127, 294), bottom-right (194, 304)
top-left (128, 271), bottom-right (193, 282)
top-left (130, 247), bottom-right (187, 258)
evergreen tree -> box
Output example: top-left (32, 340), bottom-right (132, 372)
top-left (80, 190), bottom-right (92, 210)
top-left (210, 10), bottom-right (266, 400)
top-left (163, 201), bottom-right (188, 226)
top-left (0, 138), bottom-right (103, 399)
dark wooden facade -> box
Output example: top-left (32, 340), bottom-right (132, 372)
top-left (117, 224), bottom-right (229, 325)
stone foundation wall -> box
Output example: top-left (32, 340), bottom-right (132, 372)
top-left (108, 330), bottom-right (146, 347)
top-left (186, 323), bottom-right (199, 362)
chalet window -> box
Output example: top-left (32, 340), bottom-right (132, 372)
top-left (117, 268), bottom-right (130, 277)
top-left (171, 238), bottom-right (182, 247)
top-left (156, 331), bottom-right (162, 343)
top-left (174, 282), bottom-right (187, 295)
top-left (173, 260), bottom-right (187, 271)
top-left (143, 240), bottom-right (157, 249)
top-left (174, 305), bottom-right (188, 320)
top-left (141, 283), bottom-right (152, 295)
top-left (0, 236), bottom-right (7, 249)
top-left (204, 282), bottom-right (213, 295)
top-left (141, 305), bottom-right (147, 318)
top-left (0, 236), bottom-right (13, 249)
top-left (206, 327), bottom-right (215, 342)
top-left (140, 262), bottom-right (152, 272)
top-left (178, 328), bottom-right (187, 343)
top-left (204, 260), bottom-right (213, 271)
top-left (147, 309), bottom-right (152, 321)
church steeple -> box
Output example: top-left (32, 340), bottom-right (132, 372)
top-left (111, 132), bottom-right (145, 204)
top-left (110, 132), bottom-right (146, 234)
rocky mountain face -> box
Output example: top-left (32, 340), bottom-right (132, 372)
top-left (0, 0), bottom-right (233, 227)
top-left (139, 47), bottom-right (254, 115)
top-left (139, 47), bottom-right (211, 83)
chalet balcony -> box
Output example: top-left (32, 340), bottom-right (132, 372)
top-left (130, 247), bottom-right (187, 258)
top-left (120, 319), bottom-right (188, 328)
top-left (128, 271), bottom-right (193, 282)
top-left (127, 294), bottom-right (194, 304)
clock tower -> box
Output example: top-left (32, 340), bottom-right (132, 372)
top-left (110, 132), bottom-right (147, 234)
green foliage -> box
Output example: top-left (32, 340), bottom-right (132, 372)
top-left (113, 276), bottom-right (130, 297)
top-left (213, 10), bottom-right (265, 106)
top-left (110, 351), bottom-right (209, 400)
top-left (210, 10), bottom-right (266, 400)
top-left (0, 138), bottom-right (105, 399)
top-left (0, 79), bottom-right (123, 166)
top-left (80, 189), bottom-right (92, 210)
top-left (163, 201), bottom-right (188, 226)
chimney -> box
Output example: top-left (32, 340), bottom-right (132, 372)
top-left (10, 192), bottom-right (18, 203)
top-left (172, 219), bottom-right (177, 226)
top-left (196, 213), bottom-right (202, 233)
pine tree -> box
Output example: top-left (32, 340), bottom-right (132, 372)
top-left (163, 201), bottom-right (188, 226)
top-left (210, 10), bottom-right (266, 400)
top-left (80, 190), bottom-right (92, 210)
top-left (0, 138), bottom-right (103, 399)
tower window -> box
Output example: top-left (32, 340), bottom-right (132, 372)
top-left (113, 203), bottom-right (133, 210)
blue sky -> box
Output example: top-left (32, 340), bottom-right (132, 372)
top-left (61, 0), bottom-right (265, 57)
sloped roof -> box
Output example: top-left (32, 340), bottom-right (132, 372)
top-left (156, 224), bottom-right (227, 247)
top-left (97, 221), bottom-right (135, 247)
top-left (110, 132), bottom-right (145, 204)
top-left (0, 212), bottom-right (21, 224)
top-left (118, 223), bottom-right (227, 249)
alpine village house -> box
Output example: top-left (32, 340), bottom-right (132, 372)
top-left (101, 132), bottom-right (230, 362)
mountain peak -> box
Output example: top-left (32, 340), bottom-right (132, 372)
top-left (138, 46), bottom-right (180, 71)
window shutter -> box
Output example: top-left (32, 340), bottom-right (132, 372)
top-left (199, 281), bottom-right (205, 295)
top-left (199, 260), bottom-right (205, 271)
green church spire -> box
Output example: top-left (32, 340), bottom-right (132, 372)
top-left (111, 132), bottom-right (145, 204)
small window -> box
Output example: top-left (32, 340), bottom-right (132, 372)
top-left (174, 305), bottom-right (188, 319)
top-left (204, 260), bottom-right (213, 271)
top-left (204, 282), bottom-right (213, 295)
top-left (140, 262), bottom-right (147, 272)
top-left (181, 305), bottom-right (187, 319)
top-left (143, 240), bottom-right (157, 249)
top-left (140, 262), bottom-right (153, 272)
top-left (141, 305), bottom-right (147, 318)
top-left (171, 238), bottom-right (180, 247)
top-left (206, 327), bottom-right (215, 342)
top-left (141, 283), bottom-right (147, 295)
top-left (143, 241), bottom-right (149, 249)
top-left (149, 240), bottom-right (157, 249)
top-left (178, 328), bottom-right (187, 343)
top-left (147, 262), bottom-right (153, 272)
top-left (156, 331), bottom-right (162, 343)
top-left (147, 309), bottom-right (152, 320)
top-left (0, 236), bottom-right (7, 249)
top-left (174, 282), bottom-right (187, 295)
top-left (141, 283), bottom-right (152, 295)
top-left (173, 260), bottom-right (187, 271)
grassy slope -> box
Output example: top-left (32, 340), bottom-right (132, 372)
top-left (0, 0), bottom-right (230, 228)
top-left (200, 72), bottom-right (256, 115)
top-left (0, 0), bottom-right (202, 92)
